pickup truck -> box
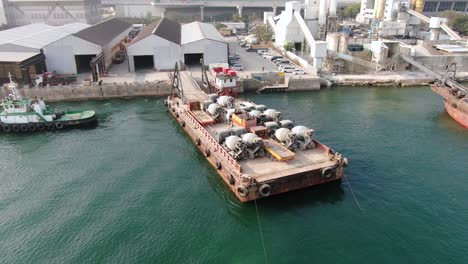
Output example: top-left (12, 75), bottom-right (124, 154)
top-left (36, 72), bottom-right (77, 86)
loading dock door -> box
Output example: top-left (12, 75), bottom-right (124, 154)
top-left (133, 55), bottom-right (154, 71)
top-left (75, 54), bottom-right (97, 74)
top-left (184, 53), bottom-right (204, 66)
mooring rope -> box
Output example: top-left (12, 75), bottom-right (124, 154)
top-left (254, 199), bottom-right (269, 264)
top-left (344, 175), bottom-right (362, 211)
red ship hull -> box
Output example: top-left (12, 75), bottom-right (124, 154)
top-left (432, 86), bottom-right (468, 128)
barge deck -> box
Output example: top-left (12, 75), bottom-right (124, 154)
top-left (166, 66), bottom-right (347, 202)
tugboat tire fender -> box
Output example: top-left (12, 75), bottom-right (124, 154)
top-left (55, 122), bottom-right (64, 130)
top-left (321, 167), bottom-right (334, 179)
top-left (2, 124), bottom-right (11, 133)
top-left (28, 124), bottom-right (37, 132)
top-left (237, 186), bottom-right (248, 197)
top-left (227, 174), bottom-right (235, 185)
top-left (37, 123), bottom-right (45, 131)
top-left (259, 184), bottom-right (272, 197)
top-left (12, 124), bottom-right (20, 132)
top-left (20, 124), bottom-right (28, 132)
top-left (46, 123), bottom-right (55, 130)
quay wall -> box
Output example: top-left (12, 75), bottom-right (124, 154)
top-left (1, 81), bottom-right (172, 102)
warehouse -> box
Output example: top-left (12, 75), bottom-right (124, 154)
top-left (127, 18), bottom-right (227, 72)
top-left (127, 18), bottom-right (181, 72)
top-left (0, 23), bottom-right (89, 84)
top-left (181, 21), bottom-right (228, 66)
top-left (72, 18), bottom-right (132, 72)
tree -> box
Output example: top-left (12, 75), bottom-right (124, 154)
top-left (440, 11), bottom-right (468, 36)
top-left (215, 23), bottom-right (227, 30)
top-left (284, 42), bottom-right (294, 52)
top-left (253, 25), bottom-right (272, 42)
top-left (343, 3), bottom-right (361, 19)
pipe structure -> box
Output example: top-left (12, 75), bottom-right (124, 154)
top-left (329, 0), bottom-right (337, 17)
top-left (318, 0), bottom-right (327, 25)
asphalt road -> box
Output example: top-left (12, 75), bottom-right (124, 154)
top-left (226, 37), bottom-right (278, 72)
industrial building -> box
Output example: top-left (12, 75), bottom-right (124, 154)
top-left (0, 23), bottom-right (89, 84)
top-left (3, 0), bottom-right (102, 27)
top-left (127, 18), bottom-right (228, 72)
top-left (0, 18), bottom-right (131, 84)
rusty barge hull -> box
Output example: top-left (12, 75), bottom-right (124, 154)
top-left (166, 96), bottom-right (346, 202)
top-left (432, 86), bottom-right (468, 128)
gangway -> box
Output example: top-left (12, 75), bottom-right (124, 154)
top-left (400, 53), bottom-right (467, 93)
top-left (406, 9), bottom-right (462, 41)
top-left (171, 62), bottom-right (207, 103)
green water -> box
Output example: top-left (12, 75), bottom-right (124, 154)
top-left (0, 87), bottom-right (467, 264)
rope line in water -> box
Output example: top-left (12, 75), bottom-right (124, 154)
top-left (344, 175), bottom-right (362, 211)
top-left (254, 199), bottom-right (269, 264)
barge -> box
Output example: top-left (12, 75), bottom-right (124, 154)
top-left (166, 65), bottom-right (348, 202)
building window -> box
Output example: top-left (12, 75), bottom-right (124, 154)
top-left (453, 2), bottom-right (466, 11)
top-left (438, 2), bottom-right (453, 11)
top-left (423, 2), bottom-right (438, 12)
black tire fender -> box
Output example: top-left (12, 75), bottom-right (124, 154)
top-left (196, 138), bottom-right (201, 146)
top-left (37, 123), bottom-right (45, 131)
top-left (237, 186), bottom-right (248, 197)
top-left (258, 184), bottom-right (272, 197)
top-left (216, 161), bottom-right (222, 170)
top-left (181, 121), bottom-right (185, 127)
top-left (322, 167), bottom-right (334, 179)
top-left (20, 124), bottom-right (28, 132)
top-left (46, 123), bottom-right (55, 130)
top-left (12, 124), bottom-right (20, 132)
top-left (2, 124), bottom-right (11, 133)
top-left (55, 122), bottom-right (64, 130)
top-left (205, 148), bottom-right (210, 157)
top-left (28, 124), bottom-right (37, 132)
top-left (227, 174), bottom-right (235, 185)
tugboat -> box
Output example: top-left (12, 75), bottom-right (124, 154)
top-left (0, 74), bottom-right (97, 133)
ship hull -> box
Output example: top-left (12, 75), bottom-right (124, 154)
top-left (0, 114), bottom-right (97, 133)
top-left (444, 101), bottom-right (468, 128)
top-left (166, 98), bottom-right (345, 202)
top-left (432, 86), bottom-right (468, 128)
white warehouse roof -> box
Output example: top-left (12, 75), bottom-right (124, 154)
top-left (0, 23), bottom-right (90, 49)
top-left (181, 22), bottom-right (226, 45)
top-left (0, 23), bottom-right (55, 45)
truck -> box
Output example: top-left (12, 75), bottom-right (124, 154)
top-left (246, 44), bottom-right (270, 52)
top-left (36, 72), bottom-right (77, 86)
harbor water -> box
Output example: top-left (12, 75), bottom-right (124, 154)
top-left (0, 86), bottom-right (467, 263)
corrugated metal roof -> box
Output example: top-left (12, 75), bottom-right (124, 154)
top-left (0, 51), bottom-right (40, 62)
top-left (0, 23), bottom-right (55, 45)
top-left (130, 18), bottom-right (181, 45)
top-left (181, 22), bottom-right (226, 45)
top-left (73, 18), bottom-right (132, 46)
top-left (0, 23), bottom-right (90, 49)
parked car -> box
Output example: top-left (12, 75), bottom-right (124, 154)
top-left (293, 69), bottom-right (306, 75)
top-left (270, 56), bottom-right (283, 61)
top-left (257, 49), bottom-right (268, 55)
top-left (275, 59), bottom-right (290, 65)
top-left (229, 53), bottom-right (240, 59)
top-left (280, 66), bottom-right (295, 73)
top-left (262, 53), bottom-right (273, 59)
top-left (278, 64), bottom-right (291, 71)
top-left (232, 64), bottom-right (244, 71)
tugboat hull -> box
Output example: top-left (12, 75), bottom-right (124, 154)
top-left (0, 113), bottom-right (97, 133)
top-left (432, 86), bottom-right (468, 128)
